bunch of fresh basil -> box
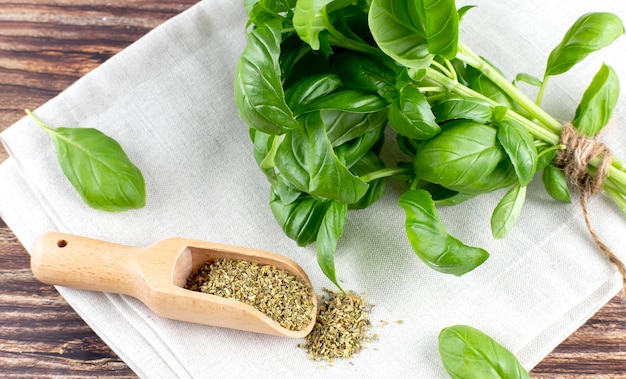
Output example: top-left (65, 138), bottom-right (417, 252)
top-left (234, 0), bottom-right (626, 289)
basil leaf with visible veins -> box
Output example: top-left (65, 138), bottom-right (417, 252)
top-left (27, 110), bottom-right (145, 212)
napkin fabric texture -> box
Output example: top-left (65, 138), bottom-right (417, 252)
top-left (1, 0), bottom-right (625, 377)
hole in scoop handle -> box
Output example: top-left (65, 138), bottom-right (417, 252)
top-left (31, 232), bottom-right (140, 296)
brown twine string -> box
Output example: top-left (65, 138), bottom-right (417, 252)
top-left (555, 123), bottom-right (626, 298)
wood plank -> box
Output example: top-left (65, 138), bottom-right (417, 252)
top-left (0, 219), bottom-right (136, 377)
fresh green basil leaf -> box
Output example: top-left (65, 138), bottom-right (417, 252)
top-left (327, 3), bottom-right (371, 44)
top-left (434, 192), bottom-right (475, 206)
top-left (323, 109), bottom-right (388, 147)
top-left (389, 85), bottom-right (440, 140)
top-left (395, 67), bottom-right (414, 90)
top-left (536, 146), bottom-right (557, 171)
top-left (396, 134), bottom-right (420, 158)
top-left (275, 112), bottom-right (369, 203)
top-left (348, 151), bottom-right (387, 209)
top-left (573, 63), bottom-right (620, 137)
top-left (491, 106), bottom-right (508, 123)
top-left (285, 74), bottom-right (343, 111)
top-left (301, 90), bottom-right (389, 113)
top-left (250, 128), bottom-right (273, 168)
top-left (420, 182), bottom-right (475, 206)
top-left (281, 37), bottom-right (331, 88)
top-left (467, 66), bottom-right (517, 109)
top-left (367, 0), bottom-right (426, 69)
top-left (491, 184), bottom-right (527, 239)
top-left (270, 186), bottom-right (331, 246)
top-left (542, 165), bottom-right (571, 203)
top-left (515, 73), bottom-right (543, 87)
top-left (450, 58), bottom-right (469, 86)
top-left (334, 123), bottom-right (386, 168)
top-left (433, 96), bottom-right (493, 124)
top-left (457, 5), bottom-right (476, 22)
top-left (400, 189), bottom-right (447, 255)
top-left (317, 25), bottom-right (334, 55)
top-left (497, 119), bottom-right (538, 186)
top-left (414, 0), bottom-right (459, 59)
top-left (293, 0), bottom-right (343, 50)
top-left (414, 120), bottom-right (509, 195)
top-left (247, 0), bottom-right (295, 25)
top-left (465, 160), bottom-right (517, 195)
top-left (407, 68), bottom-right (428, 82)
top-left (28, 112), bottom-right (145, 212)
top-left (279, 34), bottom-right (308, 79)
top-left (244, 0), bottom-right (259, 16)
top-left (316, 200), bottom-right (348, 289)
top-left (274, 173), bottom-right (302, 205)
top-left (369, 0), bottom-right (459, 65)
top-left (331, 52), bottom-right (397, 99)
top-left (399, 189), bottom-right (489, 276)
top-left (545, 12), bottom-right (624, 76)
top-left (439, 325), bottom-right (530, 379)
top-left (292, 0), bottom-right (331, 50)
top-left (234, 19), bottom-right (299, 134)
top-left (249, 128), bottom-right (281, 182)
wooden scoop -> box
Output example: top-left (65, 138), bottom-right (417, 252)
top-left (31, 232), bottom-right (317, 338)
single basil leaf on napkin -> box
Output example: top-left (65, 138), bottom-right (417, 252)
top-left (26, 110), bottom-right (146, 212)
top-left (439, 325), bottom-right (530, 379)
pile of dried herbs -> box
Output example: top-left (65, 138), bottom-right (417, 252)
top-left (300, 289), bottom-right (372, 361)
top-left (185, 258), bottom-right (314, 331)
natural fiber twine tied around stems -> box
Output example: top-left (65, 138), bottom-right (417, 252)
top-left (555, 122), bottom-right (626, 298)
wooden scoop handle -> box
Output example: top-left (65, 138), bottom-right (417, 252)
top-left (31, 232), bottom-right (140, 296)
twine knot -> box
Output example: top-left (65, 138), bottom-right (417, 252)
top-left (555, 123), bottom-right (626, 298)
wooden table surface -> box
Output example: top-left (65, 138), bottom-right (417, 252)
top-left (1, 1), bottom-right (625, 377)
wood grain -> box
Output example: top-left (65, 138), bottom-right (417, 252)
top-left (0, 1), bottom-right (625, 377)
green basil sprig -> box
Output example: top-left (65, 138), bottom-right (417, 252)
top-left (537, 12), bottom-right (624, 105)
top-left (545, 12), bottom-right (624, 77)
top-left (26, 110), bottom-right (146, 212)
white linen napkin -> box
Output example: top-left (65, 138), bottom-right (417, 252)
top-left (1, 0), bottom-right (625, 377)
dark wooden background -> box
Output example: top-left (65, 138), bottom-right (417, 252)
top-left (1, 1), bottom-right (625, 377)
